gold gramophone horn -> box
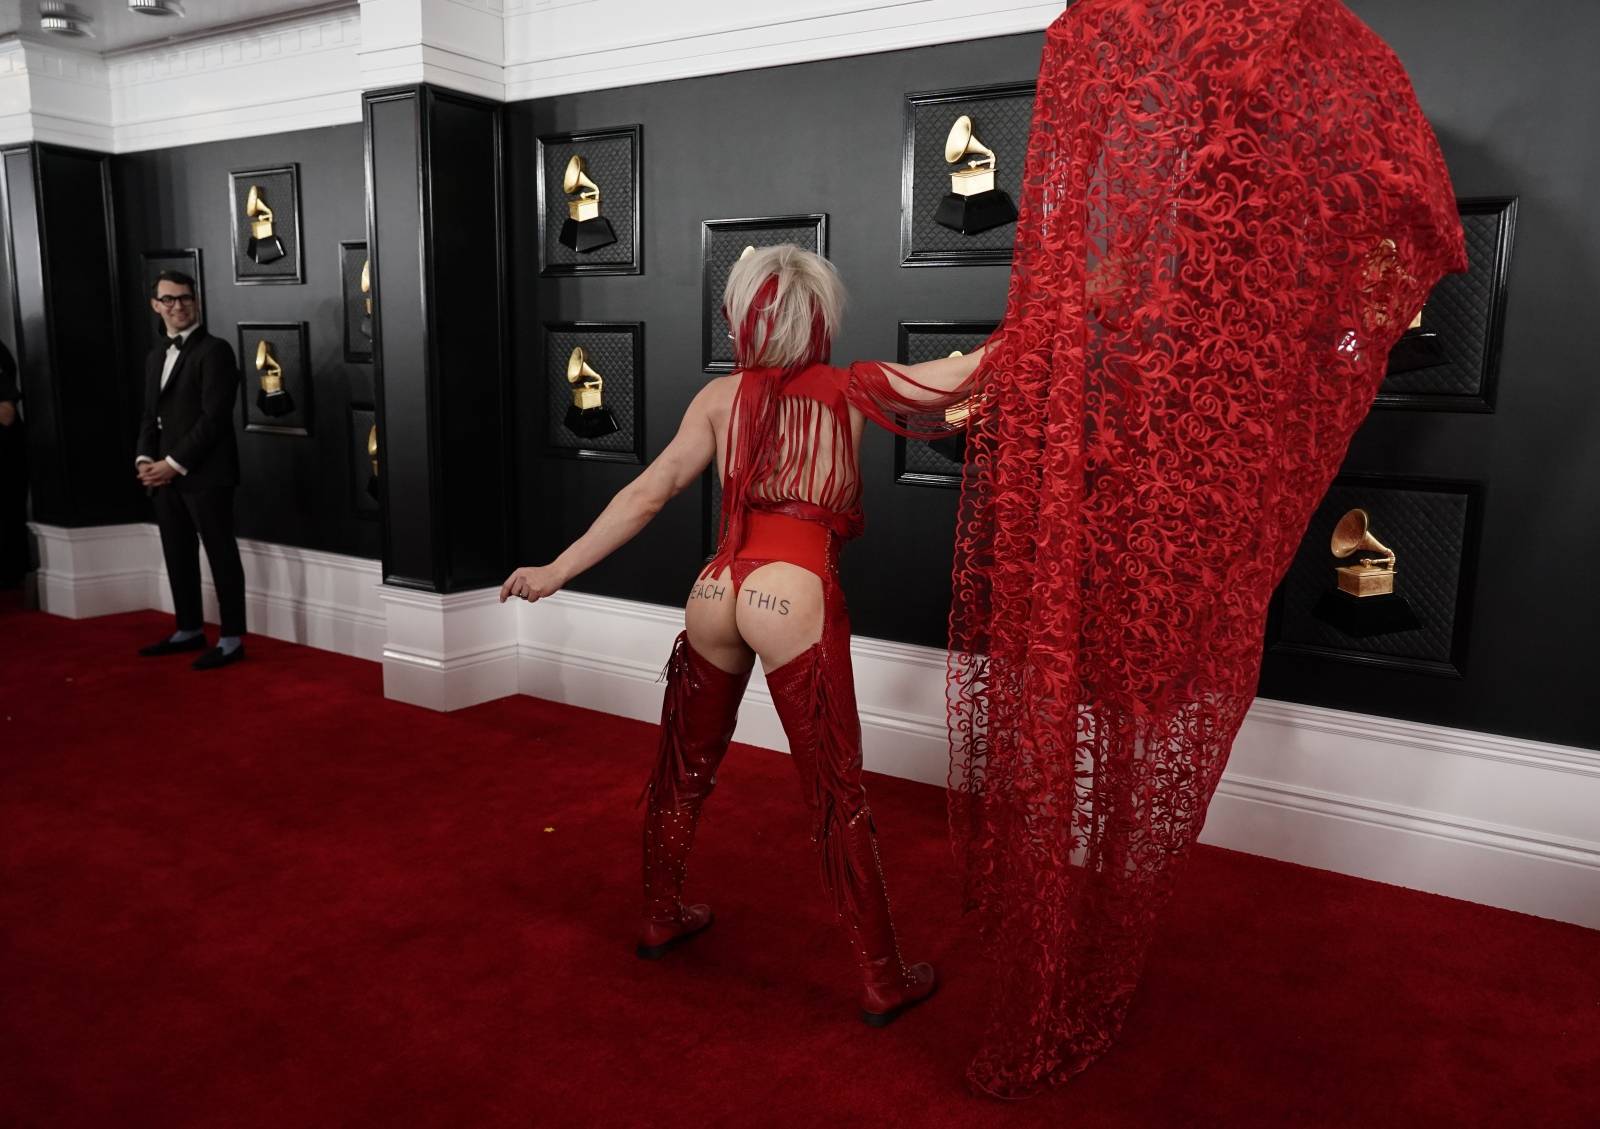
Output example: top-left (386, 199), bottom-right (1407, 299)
top-left (945, 115), bottom-right (995, 169)
top-left (1331, 508), bottom-right (1395, 569)
top-left (563, 155), bottom-right (601, 222)
top-left (360, 258), bottom-right (372, 314)
top-left (245, 185), bottom-right (275, 237)
top-left (566, 346), bottom-right (604, 410)
top-left (944, 115), bottom-right (997, 197)
top-left (367, 424), bottom-right (379, 477)
top-left (254, 339), bottom-right (283, 393)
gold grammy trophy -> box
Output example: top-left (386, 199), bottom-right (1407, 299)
top-left (929, 349), bottom-right (973, 463)
top-left (254, 339), bottom-right (294, 417)
top-left (244, 185), bottom-right (286, 264)
top-left (933, 115), bottom-right (1018, 236)
top-left (558, 155), bottom-right (618, 253)
top-left (1313, 507), bottom-right (1421, 636)
top-left (359, 258), bottom-right (373, 341)
top-left (366, 424), bottom-right (381, 501)
top-left (564, 346), bottom-right (620, 439)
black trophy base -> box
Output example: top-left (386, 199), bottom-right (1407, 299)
top-left (928, 433), bottom-right (968, 464)
top-left (246, 235), bottom-right (286, 265)
top-left (565, 404), bottom-right (620, 440)
top-left (257, 389), bottom-right (295, 418)
top-left (933, 189), bottom-right (1018, 236)
top-left (559, 217), bottom-right (618, 254)
top-left (360, 316), bottom-right (373, 341)
top-left (366, 476), bottom-right (380, 502)
top-left (1386, 329), bottom-right (1446, 375)
top-left (1311, 589), bottom-right (1421, 638)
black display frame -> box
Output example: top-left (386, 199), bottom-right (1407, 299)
top-left (535, 124), bottom-right (643, 278)
top-left (227, 164), bottom-right (304, 285)
top-left (350, 403), bottom-right (379, 519)
top-left (339, 239), bottom-right (373, 363)
top-left (540, 320), bottom-right (646, 465)
top-left (1375, 196), bottom-right (1518, 413)
top-left (700, 214), bottom-right (829, 373)
top-left (1265, 471), bottom-right (1485, 678)
top-left (237, 320), bottom-right (313, 437)
top-left (900, 81), bottom-right (1036, 268)
top-left (892, 320), bottom-right (996, 488)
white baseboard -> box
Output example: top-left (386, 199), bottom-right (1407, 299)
top-left (518, 588), bottom-right (1600, 930)
top-left (28, 522), bottom-right (386, 662)
top-left (24, 523), bottom-right (1600, 930)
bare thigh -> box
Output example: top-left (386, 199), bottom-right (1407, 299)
top-left (733, 563), bottom-right (824, 673)
top-left (684, 568), bottom-right (756, 675)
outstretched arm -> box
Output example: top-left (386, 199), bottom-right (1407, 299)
top-left (873, 342), bottom-right (991, 407)
top-left (500, 381), bottom-right (720, 604)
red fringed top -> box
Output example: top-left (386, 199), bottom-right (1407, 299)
top-left (701, 357), bottom-right (982, 580)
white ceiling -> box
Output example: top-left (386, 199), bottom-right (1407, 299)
top-left (6, 0), bottom-right (353, 56)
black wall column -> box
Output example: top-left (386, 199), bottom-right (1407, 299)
top-left (363, 85), bottom-right (511, 593)
top-left (2, 143), bottom-right (137, 528)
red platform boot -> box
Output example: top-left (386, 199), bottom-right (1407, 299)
top-left (764, 634), bottom-right (938, 1026)
top-left (638, 631), bottom-right (752, 960)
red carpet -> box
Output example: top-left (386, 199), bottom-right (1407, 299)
top-left (2, 602), bottom-right (1596, 1128)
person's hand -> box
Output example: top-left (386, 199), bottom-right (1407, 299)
top-left (138, 460), bottom-right (178, 487)
top-left (499, 564), bottom-right (566, 605)
top-left (0, 401), bottom-right (15, 427)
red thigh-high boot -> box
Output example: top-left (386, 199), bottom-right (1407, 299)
top-left (638, 631), bottom-right (752, 959)
top-left (763, 619), bottom-right (938, 1026)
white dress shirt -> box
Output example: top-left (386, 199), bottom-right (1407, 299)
top-left (136, 325), bottom-right (196, 476)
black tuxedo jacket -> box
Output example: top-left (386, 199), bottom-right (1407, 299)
top-left (136, 326), bottom-right (241, 493)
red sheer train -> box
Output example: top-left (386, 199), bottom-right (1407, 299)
top-left (944, 0), bottom-right (1467, 1098)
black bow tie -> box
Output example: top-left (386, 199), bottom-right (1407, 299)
top-left (168, 334), bottom-right (186, 349)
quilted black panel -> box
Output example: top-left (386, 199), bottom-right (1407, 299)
top-left (351, 406), bottom-right (378, 517)
top-left (1379, 198), bottom-right (1515, 405)
top-left (229, 166), bottom-right (301, 284)
top-left (540, 130), bottom-right (638, 273)
top-left (1272, 480), bottom-right (1475, 671)
top-left (701, 217), bottom-right (826, 371)
top-left (544, 326), bottom-right (640, 461)
top-left (339, 241), bottom-right (372, 362)
top-left (237, 322), bottom-right (312, 436)
top-left (903, 84), bottom-right (1035, 264)
top-left (895, 324), bottom-right (994, 486)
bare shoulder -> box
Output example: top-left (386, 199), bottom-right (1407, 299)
top-left (693, 373), bottom-right (742, 421)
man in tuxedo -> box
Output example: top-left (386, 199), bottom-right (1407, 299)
top-left (135, 270), bottom-right (248, 670)
top-left (0, 336), bottom-right (24, 588)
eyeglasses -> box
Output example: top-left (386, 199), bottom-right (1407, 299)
top-left (155, 294), bottom-right (197, 308)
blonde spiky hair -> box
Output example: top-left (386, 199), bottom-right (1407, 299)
top-left (722, 243), bottom-right (845, 371)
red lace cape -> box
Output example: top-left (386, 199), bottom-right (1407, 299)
top-left (946, 0), bottom-right (1467, 1097)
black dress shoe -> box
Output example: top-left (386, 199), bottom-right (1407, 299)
top-left (192, 643), bottom-right (246, 671)
top-left (139, 634), bottom-right (208, 657)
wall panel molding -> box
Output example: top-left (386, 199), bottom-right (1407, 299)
top-left (502, 1), bottom-right (1063, 99)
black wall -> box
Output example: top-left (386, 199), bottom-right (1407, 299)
top-left (508, 34), bottom-right (1032, 643)
top-left (509, 9), bottom-right (1599, 751)
top-left (112, 124), bottom-right (379, 560)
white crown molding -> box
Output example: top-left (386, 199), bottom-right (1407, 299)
top-left (502, 0), bottom-right (1062, 100)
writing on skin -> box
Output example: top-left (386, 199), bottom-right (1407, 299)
top-left (689, 582), bottom-right (791, 616)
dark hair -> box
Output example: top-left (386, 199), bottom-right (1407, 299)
top-left (151, 269), bottom-right (197, 299)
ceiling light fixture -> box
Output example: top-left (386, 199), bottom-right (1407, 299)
top-left (40, 2), bottom-right (94, 37)
top-left (128, 0), bottom-right (187, 15)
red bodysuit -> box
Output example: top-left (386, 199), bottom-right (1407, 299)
top-left (639, 354), bottom-right (977, 1023)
